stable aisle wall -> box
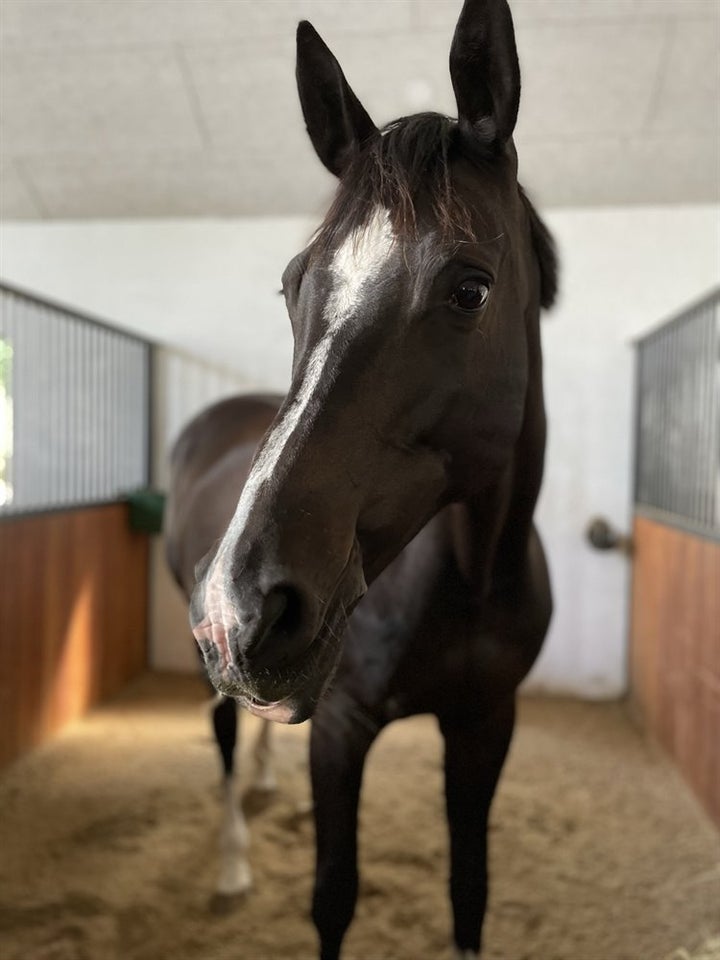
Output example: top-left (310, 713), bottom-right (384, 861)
top-left (1, 205), bottom-right (718, 693)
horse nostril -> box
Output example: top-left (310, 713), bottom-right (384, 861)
top-left (244, 583), bottom-right (308, 668)
top-left (267, 584), bottom-right (303, 636)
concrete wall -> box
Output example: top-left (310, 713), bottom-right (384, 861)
top-left (2, 205), bottom-right (718, 693)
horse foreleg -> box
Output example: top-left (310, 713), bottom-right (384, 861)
top-left (212, 696), bottom-right (252, 897)
top-left (310, 697), bottom-right (380, 960)
top-left (439, 697), bottom-right (516, 959)
top-left (251, 718), bottom-right (277, 792)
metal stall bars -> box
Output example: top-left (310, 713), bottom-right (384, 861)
top-left (0, 283), bottom-right (155, 765)
top-left (0, 283), bottom-right (151, 517)
top-left (634, 287), bottom-right (720, 540)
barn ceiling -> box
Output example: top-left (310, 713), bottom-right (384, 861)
top-left (1, 0), bottom-right (718, 220)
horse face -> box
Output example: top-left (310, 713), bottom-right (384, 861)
top-left (280, 167), bottom-right (529, 577)
top-left (192, 0), bottom-right (540, 723)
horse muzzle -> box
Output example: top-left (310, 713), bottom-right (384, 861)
top-left (192, 609), bottom-right (355, 724)
top-left (190, 542), bottom-right (366, 723)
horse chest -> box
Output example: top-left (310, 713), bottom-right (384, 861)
top-left (340, 554), bottom-right (519, 722)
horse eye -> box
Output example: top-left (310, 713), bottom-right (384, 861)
top-left (450, 278), bottom-right (490, 312)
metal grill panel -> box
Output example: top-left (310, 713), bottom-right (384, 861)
top-left (153, 346), bottom-right (249, 489)
top-left (0, 285), bottom-right (151, 515)
top-left (635, 289), bottom-right (720, 537)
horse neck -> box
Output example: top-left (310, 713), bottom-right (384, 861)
top-left (451, 309), bottom-right (546, 599)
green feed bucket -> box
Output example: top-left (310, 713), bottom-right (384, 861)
top-left (126, 488), bottom-right (166, 534)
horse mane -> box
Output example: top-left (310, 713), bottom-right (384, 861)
top-left (312, 112), bottom-right (558, 311)
top-left (519, 186), bottom-right (558, 310)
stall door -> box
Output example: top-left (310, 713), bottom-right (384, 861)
top-left (630, 289), bottom-right (719, 827)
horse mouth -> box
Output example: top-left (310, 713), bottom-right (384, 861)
top-left (200, 611), bottom-right (350, 723)
top-left (243, 696), bottom-right (296, 723)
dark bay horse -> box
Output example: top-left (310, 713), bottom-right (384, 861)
top-left (166, 0), bottom-right (558, 955)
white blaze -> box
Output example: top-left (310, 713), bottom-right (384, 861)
top-left (324, 206), bottom-right (395, 324)
top-left (207, 208), bottom-right (395, 608)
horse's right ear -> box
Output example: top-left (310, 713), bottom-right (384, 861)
top-left (296, 21), bottom-right (378, 178)
top-left (449, 0), bottom-right (521, 145)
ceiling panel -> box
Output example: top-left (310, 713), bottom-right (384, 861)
top-left (648, 20), bottom-right (720, 135)
top-left (184, 29), bottom-right (454, 154)
top-left (18, 150), bottom-right (337, 219)
top-left (0, 0), bottom-right (718, 219)
top-left (516, 21), bottom-right (666, 139)
top-left (319, 29), bottom-right (455, 125)
top-left (518, 134), bottom-right (720, 207)
top-left (0, 48), bottom-right (204, 157)
top-left (415, 0), bottom-right (720, 28)
top-left (182, 38), bottom-right (305, 154)
top-left (0, 0), bottom-right (413, 49)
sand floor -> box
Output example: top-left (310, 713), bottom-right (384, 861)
top-left (0, 673), bottom-right (718, 960)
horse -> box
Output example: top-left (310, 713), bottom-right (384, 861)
top-left (168, 0), bottom-right (558, 955)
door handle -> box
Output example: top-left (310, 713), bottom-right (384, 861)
top-left (585, 517), bottom-right (633, 555)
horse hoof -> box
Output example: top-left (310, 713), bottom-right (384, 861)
top-left (209, 890), bottom-right (248, 915)
top-left (215, 858), bottom-right (252, 901)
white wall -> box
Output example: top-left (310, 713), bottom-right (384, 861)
top-left (1, 207), bottom-right (718, 693)
top-left (0, 218), bottom-right (309, 391)
top-left (531, 206), bottom-right (719, 696)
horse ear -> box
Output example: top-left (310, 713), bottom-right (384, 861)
top-left (449, 0), bottom-right (521, 145)
top-left (296, 21), bottom-right (378, 177)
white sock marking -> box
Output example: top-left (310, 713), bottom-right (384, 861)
top-left (217, 776), bottom-right (252, 896)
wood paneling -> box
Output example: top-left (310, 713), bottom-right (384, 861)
top-left (0, 504), bottom-right (148, 768)
top-left (630, 515), bottom-right (720, 827)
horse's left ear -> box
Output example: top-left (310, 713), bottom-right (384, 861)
top-left (296, 20), bottom-right (378, 177)
top-left (449, 0), bottom-right (521, 145)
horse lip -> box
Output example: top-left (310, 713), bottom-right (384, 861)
top-left (243, 696), bottom-right (296, 723)
top-left (239, 616), bottom-right (346, 723)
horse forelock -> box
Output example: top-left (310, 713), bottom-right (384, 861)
top-left (311, 112), bottom-right (495, 258)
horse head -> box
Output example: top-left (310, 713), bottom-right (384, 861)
top-left (190, 0), bottom-right (556, 722)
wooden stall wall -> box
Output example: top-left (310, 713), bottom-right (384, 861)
top-left (630, 514), bottom-right (720, 827)
top-left (0, 504), bottom-right (148, 769)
